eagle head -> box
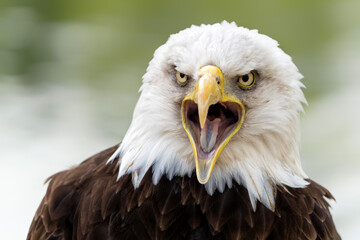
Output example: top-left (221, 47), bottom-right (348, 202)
top-left (109, 21), bottom-right (308, 210)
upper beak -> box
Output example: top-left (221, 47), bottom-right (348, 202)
top-left (181, 65), bottom-right (245, 184)
top-left (194, 66), bottom-right (223, 129)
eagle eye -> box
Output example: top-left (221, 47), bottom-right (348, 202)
top-left (176, 71), bottom-right (188, 86)
top-left (237, 71), bottom-right (255, 88)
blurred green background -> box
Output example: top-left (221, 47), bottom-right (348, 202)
top-left (1, 0), bottom-right (359, 239)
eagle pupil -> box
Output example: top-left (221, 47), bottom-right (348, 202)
top-left (180, 73), bottom-right (185, 78)
top-left (242, 75), bottom-right (249, 82)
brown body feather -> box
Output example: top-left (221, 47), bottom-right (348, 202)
top-left (27, 146), bottom-right (340, 240)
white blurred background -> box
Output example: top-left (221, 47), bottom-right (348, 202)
top-left (1, 0), bottom-right (359, 239)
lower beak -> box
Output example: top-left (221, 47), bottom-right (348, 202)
top-left (181, 66), bottom-right (245, 184)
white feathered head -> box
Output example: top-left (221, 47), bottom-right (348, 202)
top-left (109, 21), bottom-right (308, 210)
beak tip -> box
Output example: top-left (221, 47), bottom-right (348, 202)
top-left (196, 170), bottom-right (210, 185)
top-left (200, 121), bottom-right (205, 129)
top-left (197, 178), bottom-right (208, 185)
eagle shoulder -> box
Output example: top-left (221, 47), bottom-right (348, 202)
top-left (27, 145), bottom-right (120, 240)
top-left (271, 180), bottom-right (341, 240)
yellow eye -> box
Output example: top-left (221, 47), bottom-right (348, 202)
top-left (238, 71), bottom-right (255, 88)
top-left (176, 71), bottom-right (188, 86)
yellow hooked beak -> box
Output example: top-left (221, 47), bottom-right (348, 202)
top-left (195, 66), bottom-right (223, 129)
top-left (181, 65), bottom-right (245, 184)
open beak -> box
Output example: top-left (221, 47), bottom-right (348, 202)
top-left (181, 65), bottom-right (245, 184)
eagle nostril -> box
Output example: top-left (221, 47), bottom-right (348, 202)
top-left (215, 76), bottom-right (220, 85)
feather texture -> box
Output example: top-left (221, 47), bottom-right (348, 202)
top-left (28, 146), bottom-right (340, 240)
top-left (112, 22), bottom-right (309, 208)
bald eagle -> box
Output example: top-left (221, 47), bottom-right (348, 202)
top-left (28, 22), bottom-right (340, 240)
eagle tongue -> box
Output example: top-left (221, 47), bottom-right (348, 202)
top-left (200, 117), bottom-right (221, 153)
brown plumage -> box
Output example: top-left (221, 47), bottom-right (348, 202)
top-left (27, 145), bottom-right (340, 240)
